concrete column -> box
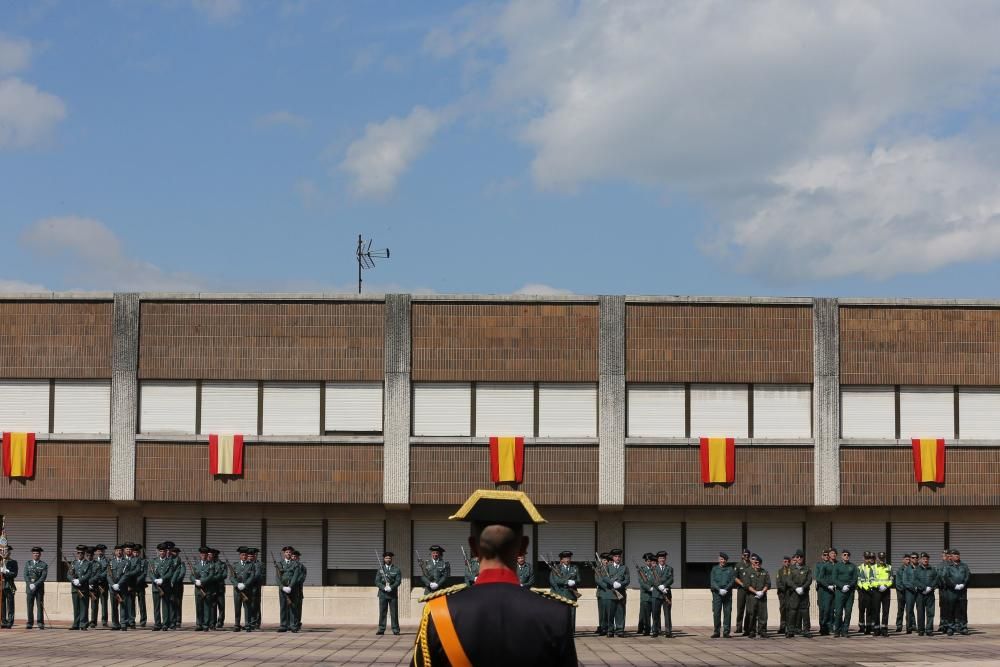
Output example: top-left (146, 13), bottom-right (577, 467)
top-left (385, 510), bottom-right (412, 618)
top-left (384, 294), bottom-right (412, 509)
top-left (110, 293), bottom-right (140, 502)
top-left (813, 298), bottom-right (840, 508)
top-left (596, 511), bottom-right (624, 554)
top-left (805, 512), bottom-right (833, 563)
top-left (598, 296), bottom-right (626, 510)
top-left (117, 506), bottom-right (144, 545)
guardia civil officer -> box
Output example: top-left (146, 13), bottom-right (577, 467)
top-left (594, 552), bottom-right (611, 636)
top-left (743, 553), bottom-right (770, 639)
top-left (635, 552), bottom-right (654, 636)
top-left (912, 551), bottom-right (939, 636)
top-left (24, 546), bottom-right (47, 630)
top-left (516, 554), bottom-right (534, 588)
top-left (709, 552), bottom-right (734, 638)
top-left (650, 550), bottom-right (673, 638)
top-left (815, 548), bottom-right (835, 635)
top-left (775, 555), bottom-right (791, 635)
top-left (832, 549), bottom-right (858, 637)
top-left (276, 545), bottom-right (305, 632)
top-left (894, 552), bottom-right (911, 633)
top-left (90, 544), bottom-right (109, 628)
top-left (0, 544), bottom-right (17, 629)
top-left (150, 543), bottom-right (173, 630)
top-left (229, 546), bottom-right (259, 632)
top-left (410, 488), bottom-right (576, 667)
top-left (604, 548), bottom-right (628, 637)
top-left (68, 544), bottom-right (90, 630)
top-left (376, 551), bottom-right (402, 636)
top-left (734, 548), bottom-right (752, 635)
top-left (785, 550), bottom-right (812, 637)
top-left (548, 551), bottom-right (579, 629)
top-left (945, 549), bottom-right (970, 635)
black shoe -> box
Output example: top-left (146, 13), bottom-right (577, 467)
top-left (946, 629), bottom-right (954, 636)
top-left (140, 622), bottom-right (146, 628)
top-left (926, 631), bottom-right (934, 637)
top-left (245, 628), bottom-right (252, 633)
top-left (649, 633), bottom-right (658, 638)
top-left (735, 626), bottom-right (742, 634)
top-left (38, 625), bottom-right (45, 630)
top-left (291, 629), bottom-right (299, 633)
top-left (665, 632), bottom-right (673, 638)
top-left (711, 632), bottom-right (720, 638)
top-left (102, 622), bottom-right (109, 628)
top-left (233, 626), bottom-right (243, 632)
top-left (907, 629), bottom-right (913, 634)
top-left (803, 632), bottom-right (813, 638)
top-left (393, 631), bottom-right (400, 635)
top-left (376, 630), bottom-right (384, 635)
top-left (277, 627), bottom-right (288, 633)
top-left (723, 632), bottom-right (730, 638)
top-left (960, 629), bottom-right (970, 635)
top-left (918, 631), bottom-right (924, 636)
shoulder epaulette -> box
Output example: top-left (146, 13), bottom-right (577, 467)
top-left (532, 589), bottom-right (578, 607)
top-left (418, 583), bottom-right (468, 603)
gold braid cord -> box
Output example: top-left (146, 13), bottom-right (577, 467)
top-left (413, 603), bottom-right (432, 666)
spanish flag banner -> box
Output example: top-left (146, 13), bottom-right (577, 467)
top-left (209, 434), bottom-right (244, 476)
top-left (911, 438), bottom-right (945, 484)
top-left (2, 432), bottom-right (36, 478)
top-left (489, 436), bottom-right (525, 484)
top-left (699, 437), bottom-right (735, 484)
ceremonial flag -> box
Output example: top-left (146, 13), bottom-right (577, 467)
top-left (699, 437), bottom-right (735, 484)
top-left (911, 438), bottom-right (945, 484)
top-left (2, 432), bottom-right (36, 478)
top-left (489, 436), bottom-right (525, 484)
top-left (208, 434), bottom-right (244, 476)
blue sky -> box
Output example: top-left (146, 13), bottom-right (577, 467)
top-left (3, 1), bottom-right (1000, 297)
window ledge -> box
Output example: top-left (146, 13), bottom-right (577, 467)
top-left (626, 437), bottom-right (814, 447)
top-left (135, 434), bottom-right (384, 445)
top-left (840, 438), bottom-right (1000, 447)
top-left (36, 433), bottom-right (111, 442)
top-left (409, 436), bottom-right (599, 446)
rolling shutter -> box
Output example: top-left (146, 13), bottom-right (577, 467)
top-left (627, 385), bottom-right (685, 437)
top-left (959, 388), bottom-right (1000, 439)
top-left (753, 385), bottom-right (811, 438)
top-left (899, 387), bottom-right (954, 439)
top-left (140, 381), bottom-right (196, 434)
top-left (832, 522), bottom-right (886, 559)
top-left (686, 522), bottom-right (741, 562)
top-left (53, 380), bottom-right (110, 434)
top-left (62, 517), bottom-right (118, 554)
top-left (267, 520), bottom-right (322, 586)
top-left (747, 522), bottom-right (802, 572)
top-left (0, 515), bottom-right (56, 563)
top-left (145, 518), bottom-right (203, 562)
top-left (841, 386), bottom-right (895, 438)
top-left (624, 522), bottom-right (682, 587)
top-left (689, 385), bottom-right (749, 438)
top-left (205, 519), bottom-right (262, 557)
top-left (474, 384), bottom-right (533, 437)
top-left (412, 520), bottom-right (470, 574)
top-left (327, 519), bottom-right (384, 568)
top-left (536, 522), bottom-right (596, 560)
top-left (325, 382), bottom-right (383, 433)
top-left (200, 382), bottom-right (258, 435)
top-left (537, 384), bottom-right (597, 438)
top-left (0, 380), bottom-right (50, 432)
top-left (412, 384), bottom-right (471, 436)
top-left (891, 522), bottom-right (944, 559)
top-left (261, 382), bottom-right (320, 436)
top-left (950, 522), bottom-right (1000, 573)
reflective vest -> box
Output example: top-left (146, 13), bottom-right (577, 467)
top-left (870, 563), bottom-right (892, 588)
top-left (857, 563), bottom-right (873, 590)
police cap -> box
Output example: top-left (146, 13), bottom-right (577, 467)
top-left (719, 552), bottom-right (729, 561)
top-left (656, 551), bottom-right (668, 558)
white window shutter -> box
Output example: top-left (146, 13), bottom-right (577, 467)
top-left (752, 385), bottom-right (811, 438)
top-left (537, 384), bottom-right (597, 437)
top-left (959, 388), bottom-right (1000, 439)
top-left (261, 382), bottom-right (320, 436)
top-left (899, 387), bottom-right (954, 439)
top-left (689, 385), bottom-right (748, 438)
top-left (140, 381), bottom-right (196, 434)
top-left (841, 387), bottom-right (895, 438)
top-left (200, 381), bottom-right (258, 435)
top-left (474, 384), bottom-right (533, 437)
top-left (412, 384), bottom-right (471, 436)
top-left (53, 380), bottom-right (111, 434)
top-left (325, 382), bottom-right (383, 432)
top-left (627, 385), bottom-right (685, 437)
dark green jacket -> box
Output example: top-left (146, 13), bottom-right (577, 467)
top-left (745, 567), bottom-right (770, 594)
top-left (814, 561), bottom-right (831, 590)
top-left (24, 559), bottom-right (47, 588)
top-left (605, 562), bottom-right (629, 598)
top-left (710, 564), bottom-right (735, 592)
top-left (832, 561), bottom-right (859, 589)
top-left (636, 564), bottom-right (654, 600)
top-left (650, 563), bottom-right (674, 599)
top-left (376, 563), bottom-right (402, 598)
top-left (787, 564), bottom-right (813, 593)
top-left (517, 562), bottom-right (534, 587)
top-left (464, 559), bottom-right (481, 586)
top-left (421, 558), bottom-right (450, 594)
top-left (912, 564), bottom-right (939, 592)
top-left (549, 563), bottom-right (579, 600)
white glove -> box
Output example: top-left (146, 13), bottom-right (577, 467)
top-left (73, 578), bottom-right (80, 586)
top-left (112, 584), bottom-right (120, 591)
top-left (154, 578), bottom-right (163, 585)
top-left (658, 584), bottom-right (667, 593)
top-left (842, 585), bottom-right (850, 592)
top-left (237, 583), bottom-right (246, 591)
top-left (957, 584), bottom-right (965, 590)
top-left (29, 584), bottom-right (35, 591)
top-left (827, 585), bottom-right (835, 591)
top-left (429, 582), bottom-right (439, 590)
top-left (195, 579), bottom-right (202, 587)
top-left (612, 581), bottom-right (621, 589)
top-left (795, 586), bottom-right (804, 595)
top-left (755, 591), bottom-right (764, 598)
top-left (567, 579), bottom-right (576, 587)
top-left (0, 567), bottom-right (8, 574)
top-left (282, 586), bottom-right (292, 594)
top-left (924, 586), bottom-right (932, 594)
top-left (878, 585), bottom-right (886, 592)
top-left (719, 588), bottom-right (728, 595)
top-left (384, 585), bottom-right (391, 592)
top-left (473, 577), bottom-right (477, 582)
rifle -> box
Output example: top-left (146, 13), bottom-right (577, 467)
top-left (221, 551), bottom-right (249, 603)
top-left (185, 557), bottom-right (206, 599)
top-left (592, 552), bottom-right (624, 601)
top-left (61, 552), bottom-right (85, 599)
top-left (375, 551), bottom-right (391, 588)
top-left (148, 560), bottom-right (166, 596)
top-left (270, 551), bottom-right (292, 604)
top-left (544, 553), bottom-right (582, 600)
top-left (413, 549), bottom-right (433, 584)
top-left (460, 546), bottom-right (476, 581)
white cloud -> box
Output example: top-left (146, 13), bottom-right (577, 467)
top-left (0, 35), bottom-right (32, 75)
top-left (513, 282), bottom-right (574, 295)
top-left (0, 279), bottom-right (48, 292)
top-left (341, 106), bottom-right (452, 198)
top-left (192, 0), bottom-right (242, 22)
top-left (255, 110), bottom-right (308, 129)
top-left (430, 1), bottom-right (1000, 281)
top-left (20, 216), bottom-right (209, 291)
top-left (0, 77), bottom-right (66, 149)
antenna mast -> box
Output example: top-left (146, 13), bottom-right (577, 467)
top-left (356, 234), bottom-right (390, 294)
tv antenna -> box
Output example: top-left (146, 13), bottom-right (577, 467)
top-left (356, 234), bottom-right (390, 294)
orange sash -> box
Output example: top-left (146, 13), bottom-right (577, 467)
top-left (428, 596), bottom-right (472, 667)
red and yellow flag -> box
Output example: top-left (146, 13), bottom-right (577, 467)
top-left (699, 437), bottom-right (735, 484)
top-left (489, 436), bottom-right (524, 484)
top-left (2, 432), bottom-right (36, 478)
top-left (209, 434), bottom-right (244, 476)
top-left (911, 438), bottom-right (945, 484)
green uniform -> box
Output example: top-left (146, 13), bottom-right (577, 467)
top-left (229, 558), bottom-right (259, 631)
top-left (170, 555), bottom-right (186, 628)
top-left (1, 557), bottom-right (18, 628)
top-left (775, 564), bottom-right (791, 633)
top-left (549, 563), bottom-right (580, 630)
top-left (912, 563), bottom-right (939, 634)
top-left (190, 558), bottom-right (213, 630)
top-left (649, 562), bottom-right (673, 637)
top-left (23, 557), bottom-right (46, 629)
top-left (276, 557), bottom-right (305, 631)
top-left (815, 559), bottom-right (834, 634)
top-left (107, 556), bottom-right (133, 629)
top-left (734, 557), bottom-right (752, 633)
top-left (594, 563), bottom-right (611, 635)
top-left (894, 563), bottom-right (912, 631)
top-left (131, 555), bottom-right (148, 627)
top-left (516, 561), bottom-right (534, 588)
top-left (212, 559), bottom-right (226, 629)
top-left (832, 560), bottom-right (859, 636)
top-left (635, 563), bottom-right (653, 635)
top-left (942, 559), bottom-right (970, 633)
top-left (710, 563), bottom-right (735, 635)
top-left (251, 558), bottom-right (264, 628)
top-left (422, 558), bottom-right (451, 595)
top-left (464, 558), bottom-right (481, 586)
top-left (89, 555), bottom-right (109, 627)
top-left (743, 566), bottom-right (770, 637)
top-left (604, 562), bottom-right (629, 636)
top-left (786, 563), bottom-right (812, 636)
top-left (376, 562), bottom-right (402, 634)
top-left (68, 556), bottom-right (91, 629)
top-left (150, 555), bottom-right (174, 629)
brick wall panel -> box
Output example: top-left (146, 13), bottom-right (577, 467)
top-left (135, 443), bottom-right (382, 503)
top-left (0, 301), bottom-right (112, 378)
top-left (841, 447), bottom-right (1000, 506)
top-left (625, 446), bottom-right (813, 506)
top-left (410, 445), bottom-right (598, 505)
top-left (138, 301), bottom-right (383, 381)
top-left (0, 442), bottom-right (109, 500)
top-left (841, 307), bottom-right (1000, 385)
top-left (411, 303), bottom-right (598, 382)
top-left (627, 304), bottom-right (812, 383)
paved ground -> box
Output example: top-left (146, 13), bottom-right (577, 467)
top-left (0, 624), bottom-right (996, 665)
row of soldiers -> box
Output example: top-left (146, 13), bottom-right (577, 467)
top-left (0, 542), bottom-right (309, 632)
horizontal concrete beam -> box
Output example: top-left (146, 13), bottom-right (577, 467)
top-left (410, 436), bottom-right (598, 446)
top-left (134, 434), bottom-right (384, 444)
top-left (625, 437), bottom-right (815, 447)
